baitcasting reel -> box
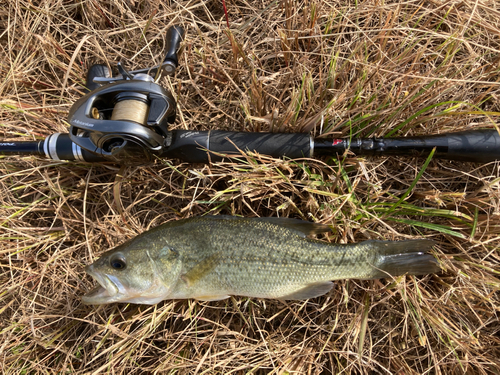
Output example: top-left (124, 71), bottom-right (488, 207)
top-left (67, 26), bottom-right (183, 163)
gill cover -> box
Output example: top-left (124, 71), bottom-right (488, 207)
top-left (82, 242), bottom-right (182, 305)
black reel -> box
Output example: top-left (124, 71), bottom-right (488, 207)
top-left (68, 26), bottom-right (184, 164)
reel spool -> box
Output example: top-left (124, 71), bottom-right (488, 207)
top-left (110, 92), bottom-right (150, 125)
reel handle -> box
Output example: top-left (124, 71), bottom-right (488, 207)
top-left (161, 25), bottom-right (185, 76)
top-left (83, 24), bottom-right (185, 88)
top-left (84, 64), bottom-right (111, 92)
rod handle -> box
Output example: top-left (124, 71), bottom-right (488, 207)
top-left (162, 130), bottom-right (312, 163)
top-left (444, 129), bottom-right (500, 163)
top-left (209, 131), bottom-right (312, 161)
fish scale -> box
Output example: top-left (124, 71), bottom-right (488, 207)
top-left (82, 215), bottom-right (440, 305)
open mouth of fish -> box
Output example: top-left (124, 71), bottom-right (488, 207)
top-left (82, 265), bottom-right (119, 304)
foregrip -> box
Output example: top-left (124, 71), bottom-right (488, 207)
top-left (0, 134), bottom-right (108, 162)
top-left (162, 130), bottom-right (312, 163)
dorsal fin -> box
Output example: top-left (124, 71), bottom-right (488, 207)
top-left (256, 217), bottom-right (331, 237)
top-left (203, 215), bottom-right (331, 237)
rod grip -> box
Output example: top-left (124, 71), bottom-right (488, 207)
top-left (162, 130), bottom-right (312, 163)
top-left (444, 129), bottom-right (500, 163)
top-left (209, 131), bottom-right (312, 161)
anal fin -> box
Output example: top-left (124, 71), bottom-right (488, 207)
top-left (278, 281), bottom-right (334, 300)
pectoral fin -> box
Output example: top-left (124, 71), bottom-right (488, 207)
top-left (278, 281), bottom-right (334, 300)
top-left (181, 253), bottom-right (220, 287)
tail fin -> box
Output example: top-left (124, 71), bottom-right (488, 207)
top-left (368, 239), bottom-right (440, 279)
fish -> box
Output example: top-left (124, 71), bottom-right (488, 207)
top-left (82, 215), bottom-right (440, 305)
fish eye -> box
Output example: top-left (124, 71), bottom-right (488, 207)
top-left (110, 256), bottom-right (126, 270)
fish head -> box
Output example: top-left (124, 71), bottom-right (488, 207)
top-left (82, 237), bottom-right (182, 305)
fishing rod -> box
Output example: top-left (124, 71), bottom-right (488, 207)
top-left (2, 25), bottom-right (500, 165)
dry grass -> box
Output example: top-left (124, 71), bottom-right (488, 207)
top-left (1, 0), bottom-right (500, 373)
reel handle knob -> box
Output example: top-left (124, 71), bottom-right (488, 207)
top-left (161, 25), bottom-right (185, 76)
top-left (84, 64), bottom-right (111, 92)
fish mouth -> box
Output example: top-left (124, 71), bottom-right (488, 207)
top-left (82, 265), bottom-right (120, 305)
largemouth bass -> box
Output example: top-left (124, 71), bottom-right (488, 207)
top-left (82, 216), bottom-right (439, 305)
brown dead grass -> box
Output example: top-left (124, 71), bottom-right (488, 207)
top-left (1, 0), bottom-right (500, 373)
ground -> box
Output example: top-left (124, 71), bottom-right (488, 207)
top-left (1, 0), bottom-right (499, 374)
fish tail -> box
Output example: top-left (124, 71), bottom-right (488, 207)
top-left (367, 239), bottom-right (440, 278)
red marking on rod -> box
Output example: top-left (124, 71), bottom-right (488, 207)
top-left (332, 139), bottom-right (342, 146)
